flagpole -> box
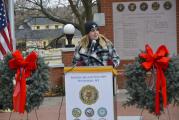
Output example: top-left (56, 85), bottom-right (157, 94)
top-left (8, 0), bottom-right (16, 51)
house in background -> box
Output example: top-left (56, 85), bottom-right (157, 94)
top-left (15, 17), bottom-right (81, 51)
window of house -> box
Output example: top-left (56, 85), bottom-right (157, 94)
top-left (46, 25), bottom-right (49, 29)
top-left (36, 26), bottom-right (40, 29)
top-left (55, 25), bottom-right (58, 29)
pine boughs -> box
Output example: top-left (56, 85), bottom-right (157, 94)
top-left (0, 54), bottom-right (15, 110)
top-left (0, 52), bottom-right (49, 113)
top-left (124, 55), bottom-right (179, 115)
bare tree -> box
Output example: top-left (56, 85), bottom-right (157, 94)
top-left (15, 0), bottom-right (99, 35)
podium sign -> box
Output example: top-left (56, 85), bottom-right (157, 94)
top-left (64, 66), bottom-right (116, 120)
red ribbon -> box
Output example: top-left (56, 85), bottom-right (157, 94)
top-left (139, 44), bottom-right (170, 115)
top-left (8, 50), bottom-right (38, 113)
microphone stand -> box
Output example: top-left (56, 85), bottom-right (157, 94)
top-left (87, 40), bottom-right (96, 66)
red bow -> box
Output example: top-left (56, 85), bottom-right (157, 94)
top-left (8, 50), bottom-right (38, 113)
top-left (139, 44), bottom-right (170, 115)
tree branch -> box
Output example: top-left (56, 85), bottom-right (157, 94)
top-left (26, 0), bottom-right (39, 6)
top-left (26, 0), bottom-right (80, 29)
top-left (68, 0), bottom-right (84, 23)
top-left (67, 0), bottom-right (86, 34)
top-left (81, 0), bottom-right (93, 21)
top-left (41, 7), bottom-right (79, 28)
top-left (96, 0), bottom-right (101, 12)
top-left (18, 6), bottom-right (41, 11)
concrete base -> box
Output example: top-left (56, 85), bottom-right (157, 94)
top-left (118, 116), bottom-right (142, 120)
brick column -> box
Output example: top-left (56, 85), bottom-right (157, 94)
top-left (49, 66), bottom-right (64, 88)
top-left (61, 48), bottom-right (75, 66)
top-left (48, 48), bottom-right (75, 90)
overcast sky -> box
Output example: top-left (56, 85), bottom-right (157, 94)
top-left (48, 0), bottom-right (69, 7)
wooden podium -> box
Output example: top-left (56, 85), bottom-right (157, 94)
top-left (64, 66), bottom-right (117, 120)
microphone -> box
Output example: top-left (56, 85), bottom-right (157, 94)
top-left (90, 40), bottom-right (96, 52)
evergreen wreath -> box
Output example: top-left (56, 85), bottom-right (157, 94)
top-left (124, 44), bottom-right (179, 115)
top-left (0, 51), bottom-right (49, 113)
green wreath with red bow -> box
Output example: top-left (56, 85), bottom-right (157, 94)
top-left (0, 50), bottom-right (49, 113)
top-left (124, 44), bottom-right (179, 115)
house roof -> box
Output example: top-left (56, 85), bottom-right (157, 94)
top-left (28, 17), bottom-right (61, 25)
top-left (15, 29), bottom-right (64, 40)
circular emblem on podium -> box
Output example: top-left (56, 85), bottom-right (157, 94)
top-left (140, 2), bottom-right (148, 11)
top-left (128, 3), bottom-right (136, 12)
top-left (85, 108), bottom-right (94, 117)
top-left (117, 3), bottom-right (125, 12)
top-left (72, 108), bottom-right (82, 118)
top-left (163, 1), bottom-right (172, 10)
top-left (97, 107), bottom-right (107, 117)
top-left (152, 2), bottom-right (160, 11)
top-left (80, 85), bottom-right (99, 105)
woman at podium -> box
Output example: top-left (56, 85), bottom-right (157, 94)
top-left (72, 21), bottom-right (120, 68)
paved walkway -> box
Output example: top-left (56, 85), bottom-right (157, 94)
top-left (0, 90), bottom-right (179, 120)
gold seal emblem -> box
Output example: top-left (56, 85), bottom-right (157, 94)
top-left (80, 85), bottom-right (99, 105)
